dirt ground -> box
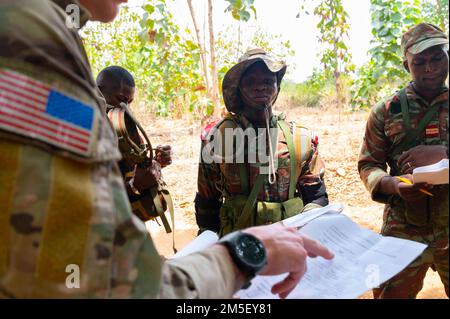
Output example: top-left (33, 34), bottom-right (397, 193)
top-left (134, 104), bottom-right (447, 299)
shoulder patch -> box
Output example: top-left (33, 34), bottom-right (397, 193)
top-left (200, 116), bottom-right (235, 141)
top-left (200, 120), bottom-right (218, 141)
top-left (0, 69), bottom-right (97, 157)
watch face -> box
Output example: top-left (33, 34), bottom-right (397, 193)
top-left (236, 234), bottom-right (266, 266)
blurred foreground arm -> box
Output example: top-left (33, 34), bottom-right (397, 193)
top-left (160, 223), bottom-right (333, 299)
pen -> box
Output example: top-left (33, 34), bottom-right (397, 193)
top-left (396, 176), bottom-right (433, 196)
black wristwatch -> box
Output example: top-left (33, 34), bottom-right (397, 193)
top-left (218, 231), bottom-right (267, 288)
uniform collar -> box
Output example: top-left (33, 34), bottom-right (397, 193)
top-left (235, 112), bottom-right (284, 129)
top-left (405, 81), bottom-right (448, 105)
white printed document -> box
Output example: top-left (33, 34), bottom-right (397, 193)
top-left (172, 204), bottom-right (427, 299)
top-left (236, 212), bottom-right (427, 299)
top-left (413, 158), bottom-right (449, 185)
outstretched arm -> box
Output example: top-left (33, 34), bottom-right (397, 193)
top-left (160, 223), bottom-right (334, 299)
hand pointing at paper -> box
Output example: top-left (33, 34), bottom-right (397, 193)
top-left (244, 223), bottom-right (334, 299)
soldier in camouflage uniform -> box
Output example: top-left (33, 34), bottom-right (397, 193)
top-left (358, 23), bottom-right (449, 299)
top-left (0, 0), bottom-right (333, 298)
top-left (97, 66), bottom-right (172, 221)
top-left (195, 48), bottom-right (329, 236)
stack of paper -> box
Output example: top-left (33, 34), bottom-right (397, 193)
top-left (413, 158), bottom-right (449, 185)
top-left (172, 204), bottom-right (427, 299)
top-left (236, 211), bottom-right (427, 299)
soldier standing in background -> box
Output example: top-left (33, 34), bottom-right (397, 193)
top-left (358, 23), bottom-right (449, 298)
top-left (97, 66), bottom-right (173, 229)
top-left (195, 49), bottom-right (329, 236)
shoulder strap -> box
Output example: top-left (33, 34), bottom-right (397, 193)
top-left (107, 106), bottom-right (152, 166)
top-left (150, 185), bottom-right (176, 253)
top-left (396, 88), bottom-right (442, 154)
top-left (277, 120), bottom-right (297, 199)
top-left (160, 188), bottom-right (177, 254)
top-left (278, 120), bottom-right (313, 199)
top-left (239, 164), bottom-right (249, 194)
top-left (399, 88), bottom-right (411, 131)
top-left (216, 115), bottom-right (250, 195)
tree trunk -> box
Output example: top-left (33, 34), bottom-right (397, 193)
top-left (333, 38), bottom-right (341, 111)
top-left (330, 0), bottom-right (341, 112)
top-left (187, 0), bottom-right (211, 100)
top-left (335, 68), bottom-right (341, 122)
top-left (208, 0), bottom-right (221, 118)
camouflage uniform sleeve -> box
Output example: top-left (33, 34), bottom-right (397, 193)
top-left (158, 245), bottom-right (246, 298)
top-left (111, 169), bottom-right (244, 299)
top-left (194, 139), bottom-right (223, 233)
top-left (358, 102), bottom-right (391, 203)
top-left (298, 137), bottom-right (329, 212)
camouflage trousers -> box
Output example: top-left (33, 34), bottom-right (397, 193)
top-left (373, 212), bottom-right (449, 299)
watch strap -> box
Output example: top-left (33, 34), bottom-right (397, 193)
top-left (218, 231), bottom-right (267, 289)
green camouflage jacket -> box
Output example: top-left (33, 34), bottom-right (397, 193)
top-left (358, 82), bottom-right (449, 238)
top-left (195, 112), bottom-right (328, 234)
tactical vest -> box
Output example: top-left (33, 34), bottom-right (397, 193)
top-left (213, 114), bottom-right (313, 236)
top-left (388, 88), bottom-right (448, 232)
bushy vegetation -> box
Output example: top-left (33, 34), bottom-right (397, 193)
top-left (82, 0), bottom-right (448, 117)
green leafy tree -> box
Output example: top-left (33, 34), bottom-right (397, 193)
top-left (216, 25), bottom-right (295, 100)
top-left (351, 0), bottom-right (448, 110)
top-left (82, 3), bottom-right (204, 117)
top-left (423, 0), bottom-right (449, 31)
top-left (224, 0), bottom-right (257, 21)
top-left (306, 0), bottom-right (354, 109)
top-left (83, 0), bottom-right (291, 118)
top-left (139, 1), bottom-right (204, 116)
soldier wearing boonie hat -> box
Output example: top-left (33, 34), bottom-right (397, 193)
top-left (222, 48), bottom-right (287, 113)
top-left (358, 23), bottom-right (449, 299)
top-left (195, 48), bottom-right (329, 236)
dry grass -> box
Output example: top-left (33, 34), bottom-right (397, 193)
top-left (132, 103), bottom-right (446, 299)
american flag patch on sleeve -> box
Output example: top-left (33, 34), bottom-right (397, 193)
top-left (0, 69), bottom-right (96, 157)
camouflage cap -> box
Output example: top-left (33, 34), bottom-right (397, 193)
top-left (222, 48), bottom-right (287, 113)
top-left (401, 23), bottom-right (448, 57)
